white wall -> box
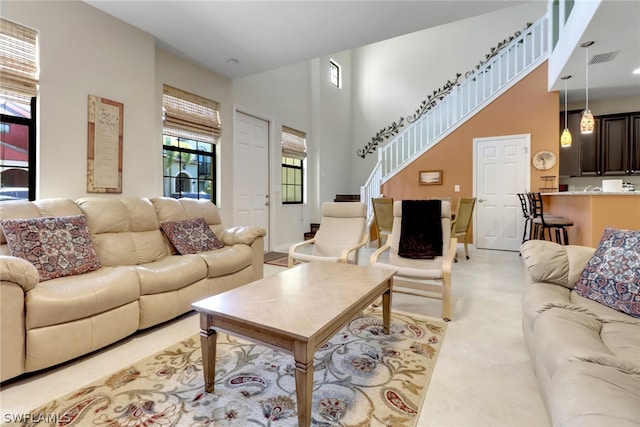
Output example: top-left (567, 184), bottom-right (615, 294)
top-left (311, 51), bottom-right (354, 208)
top-left (231, 61), bottom-right (313, 250)
top-left (231, 51), bottom-right (355, 251)
top-left (350, 2), bottom-right (547, 188)
top-left (3, 1), bottom-right (157, 199)
top-left (155, 48), bottom-right (233, 224)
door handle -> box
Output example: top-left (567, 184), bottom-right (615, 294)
top-left (478, 198), bottom-right (486, 203)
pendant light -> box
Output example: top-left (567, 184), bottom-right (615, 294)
top-left (580, 41), bottom-right (595, 134)
top-left (560, 75), bottom-right (572, 147)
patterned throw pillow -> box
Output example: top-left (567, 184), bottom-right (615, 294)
top-left (1, 214), bottom-right (102, 281)
top-left (161, 217), bottom-right (224, 255)
top-left (575, 227), bottom-right (640, 318)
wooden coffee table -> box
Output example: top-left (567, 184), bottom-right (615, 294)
top-left (192, 261), bottom-right (396, 427)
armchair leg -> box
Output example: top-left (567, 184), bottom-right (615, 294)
top-left (441, 281), bottom-right (452, 322)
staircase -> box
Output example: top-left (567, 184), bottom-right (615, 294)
top-left (360, 14), bottom-right (549, 220)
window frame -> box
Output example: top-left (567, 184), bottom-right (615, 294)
top-left (162, 135), bottom-right (216, 202)
top-left (281, 155), bottom-right (304, 205)
top-left (329, 59), bottom-right (341, 88)
top-left (0, 96), bottom-right (36, 200)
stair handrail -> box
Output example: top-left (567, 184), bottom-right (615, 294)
top-left (360, 15), bottom-right (549, 220)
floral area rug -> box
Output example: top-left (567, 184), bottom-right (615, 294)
top-left (19, 309), bottom-right (446, 427)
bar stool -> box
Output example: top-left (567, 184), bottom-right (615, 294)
top-left (517, 193), bottom-right (532, 244)
top-left (528, 192), bottom-right (573, 245)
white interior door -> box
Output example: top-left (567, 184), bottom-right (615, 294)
top-left (233, 111), bottom-right (270, 250)
top-left (474, 134), bottom-right (529, 251)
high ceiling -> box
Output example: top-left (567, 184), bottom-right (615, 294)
top-left (84, 0), bottom-right (528, 79)
top-left (84, 1), bottom-right (639, 102)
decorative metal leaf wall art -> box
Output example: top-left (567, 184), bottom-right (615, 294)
top-left (407, 75), bottom-right (461, 124)
top-left (356, 23), bottom-right (532, 159)
top-left (356, 118), bottom-right (405, 159)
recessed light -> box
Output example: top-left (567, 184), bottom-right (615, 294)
top-left (633, 68), bottom-right (640, 75)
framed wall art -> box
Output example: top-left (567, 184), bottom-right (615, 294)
top-left (87, 95), bottom-right (123, 193)
top-left (419, 170), bottom-right (442, 185)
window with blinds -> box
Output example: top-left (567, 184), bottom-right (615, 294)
top-left (0, 18), bottom-right (38, 107)
top-left (281, 126), bottom-right (306, 204)
top-left (0, 18), bottom-right (38, 200)
top-left (162, 85), bottom-right (220, 202)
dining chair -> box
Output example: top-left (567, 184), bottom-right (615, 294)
top-left (451, 197), bottom-right (476, 262)
top-left (371, 197), bottom-right (394, 248)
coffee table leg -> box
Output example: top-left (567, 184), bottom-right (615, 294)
top-left (199, 313), bottom-right (217, 393)
top-left (382, 278), bottom-right (392, 334)
top-left (294, 342), bottom-right (314, 427)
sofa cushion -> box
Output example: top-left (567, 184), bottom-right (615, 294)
top-left (1, 215), bottom-right (101, 281)
top-left (575, 227), bottom-right (640, 318)
top-left (521, 282), bottom-right (571, 328)
top-left (161, 217), bottom-right (224, 254)
top-left (134, 255), bottom-right (208, 295)
top-left (25, 266), bottom-right (139, 329)
top-left (76, 197), bottom-right (168, 266)
top-left (533, 307), bottom-right (611, 377)
top-left (198, 244), bottom-right (253, 278)
top-left (548, 361), bottom-right (640, 427)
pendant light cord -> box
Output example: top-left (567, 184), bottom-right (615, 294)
top-left (564, 79), bottom-right (568, 127)
top-left (585, 44), bottom-right (589, 111)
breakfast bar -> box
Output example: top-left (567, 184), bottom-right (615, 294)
top-left (542, 192), bottom-right (640, 247)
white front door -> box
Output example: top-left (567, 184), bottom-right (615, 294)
top-left (233, 111), bottom-right (270, 250)
top-left (474, 134), bottom-right (529, 251)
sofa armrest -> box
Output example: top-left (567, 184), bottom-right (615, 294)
top-left (520, 240), bottom-right (595, 289)
top-left (0, 255), bottom-right (39, 292)
top-left (220, 226), bottom-right (267, 246)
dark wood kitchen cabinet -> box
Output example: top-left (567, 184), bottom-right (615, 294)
top-left (579, 116), bottom-right (601, 176)
top-left (559, 112), bottom-right (581, 177)
top-left (559, 111), bottom-right (640, 176)
top-left (631, 114), bottom-right (640, 174)
top-left (601, 115), bottom-right (629, 175)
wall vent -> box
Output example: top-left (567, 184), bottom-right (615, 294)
top-left (589, 51), bottom-right (618, 65)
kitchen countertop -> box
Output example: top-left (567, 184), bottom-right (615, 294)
top-left (544, 191), bottom-right (640, 196)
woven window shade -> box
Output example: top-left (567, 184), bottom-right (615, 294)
top-left (282, 126), bottom-right (307, 159)
top-left (0, 18), bottom-right (38, 104)
top-left (163, 85), bottom-right (221, 144)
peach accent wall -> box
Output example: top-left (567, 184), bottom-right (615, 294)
top-left (544, 194), bottom-right (640, 247)
top-left (381, 62), bottom-right (559, 242)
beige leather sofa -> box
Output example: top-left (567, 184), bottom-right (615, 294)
top-left (0, 197), bottom-right (266, 383)
top-left (520, 240), bottom-right (640, 427)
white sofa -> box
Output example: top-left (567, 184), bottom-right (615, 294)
top-left (520, 240), bottom-right (640, 427)
top-left (0, 197), bottom-right (266, 383)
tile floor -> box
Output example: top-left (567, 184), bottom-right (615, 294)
top-left (0, 244), bottom-right (551, 426)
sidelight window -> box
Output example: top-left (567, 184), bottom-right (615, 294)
top-left (281, 126), bottom-right (307, 204)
